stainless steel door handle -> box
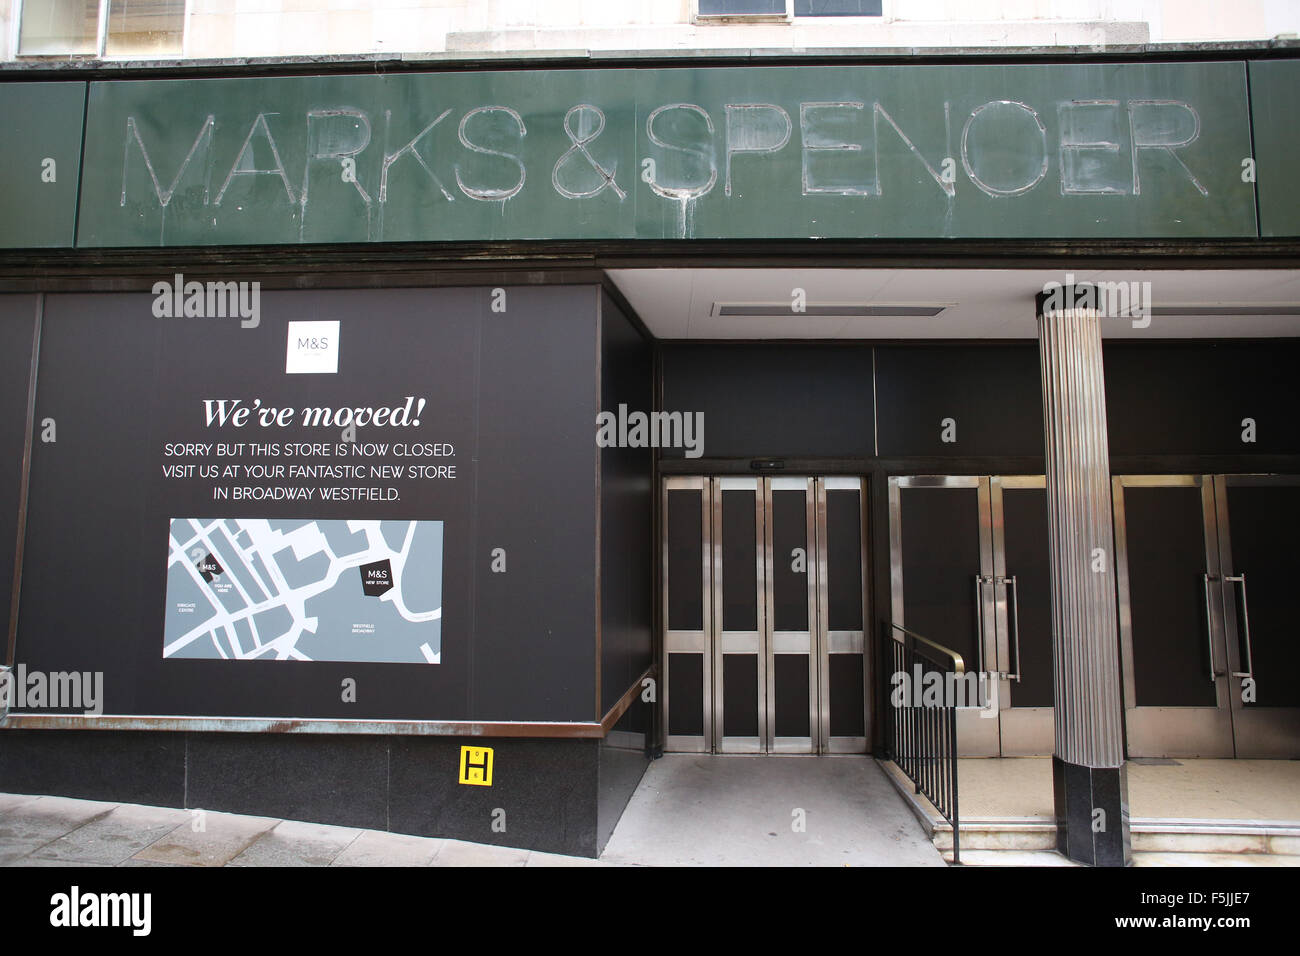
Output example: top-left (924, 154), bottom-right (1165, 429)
top-left (974, 574), bottom-right (992, 676)
top-left (1202, 572), bottom-right (1220, 683)
top-left (1000, 575), bottom-right (1022, 682)
top-left (1225, 573), bottom-right (1254, 680)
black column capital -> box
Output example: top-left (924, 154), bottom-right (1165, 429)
top-left (1036, 282), bottom-right (1101, 318)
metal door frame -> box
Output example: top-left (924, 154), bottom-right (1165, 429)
top-left (816, 476), bottom-right (870, 754)
top-left (766, 476), bottom-right (818, 754)
top-left (1113, 474), bottom-right (1234, 758)
top-left (888, 475), bottom-right (1000, 757)
top-left (1213, 473), bottom-right (1300, 758)
top-left (990, 475), bottom-right (1055, 756)
top-left (662, 475), bottom-right (712, 753)
top-left (662, 474), bottom-right (870, 755)
top-left (712, 476), bottom-right (765, 753)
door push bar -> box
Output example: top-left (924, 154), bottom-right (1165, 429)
top-left (1201, 572), bottom-right (1224, 683)
top-left (973, 574), bottom-right (1000, 679)
top-left (995, 575), bottom-right (1022, 683)
top-left (1224, 573), bottom-right (1254, 680)
top-left (974, 574), bottom-right (1023, 682)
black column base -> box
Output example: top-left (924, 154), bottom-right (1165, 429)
top-left (1052, 756), bottom-right (1132, 866)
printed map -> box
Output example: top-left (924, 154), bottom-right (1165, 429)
top-left (163, 518), bottom-right (443, 664)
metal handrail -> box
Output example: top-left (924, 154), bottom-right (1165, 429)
top-left (884, 622), bottom-right (963, 864)
top-left (888, 623), bottom-right (965, 674)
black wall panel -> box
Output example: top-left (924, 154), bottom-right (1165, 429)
top-left (186, 732), bottom-right (389, 830)
top-left (597, 695), bottom-right (651, 852)
top-left (0, 729), bottom-right (607, 857)
top-left (0, 729), bottom-right (186, 808)
top-left (663, 340), bottom-right (1299, 463)
top-left (0, 295), bottom-right (36, 646)
top-left (1104, 341), bottom-right (1300, 457)
top-left (875, 345), bottom-right (1043, 458)
top-left (472, 286), bottom-right (598, 722)
top-left (387, 735), bottom-right (599, 856)
top-left (660, 344), bottom-right (874, 459)
top-left (14, 286), bottom-right (599, 723)
top-left (598, 292), bottom-right (653, 715)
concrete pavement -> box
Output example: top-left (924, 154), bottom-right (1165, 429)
top-left (0, 792), bottom-right (601, 867)
top-left (0, 754), bottom-right (943, 867)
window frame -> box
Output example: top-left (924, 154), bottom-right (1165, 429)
top-left (13, 0), bottom-right (189, 59)
top-left (693, 0), bottom-right (885, 23)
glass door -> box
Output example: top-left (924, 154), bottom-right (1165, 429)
top-left (1113, 475), bottom-right (1235, 758)
top-left (990, 476), bottom-right (1055, 756)
top-left (662, 475), bottom-right (868, 754)
top-left (889, 476), bottom-right (999, 756)
top-left (889, 475), bottom-right (1054, 757)
top-left (712, 477), bottom-right (766, 753)
top-left (1213, 475), bottom-right (1300, 758)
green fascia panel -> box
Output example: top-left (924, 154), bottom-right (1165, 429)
top-left (72, 61), bottom-right (1258, 247)
top-left (0, 82), bottom-right (86, 248)
top-left (1249, 60), bottom-right (1300, 237)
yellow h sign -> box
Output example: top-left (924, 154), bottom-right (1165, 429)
top-left (459, 746), bottom-right (494, 786)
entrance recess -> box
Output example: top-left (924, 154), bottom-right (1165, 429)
top-left (1114, 474), bottom-right (1300, 758)
top-left (661, 476), bottom-right (868, 754)
top-left (888, 476), bottom-right (1054, 757)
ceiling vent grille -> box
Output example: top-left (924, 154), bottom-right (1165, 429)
top-left (712, 303), bottom-right (947, 317)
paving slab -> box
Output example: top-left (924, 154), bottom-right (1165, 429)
top-left (329, 829), bottom-right (442, 867)
top-left (14, 857), bottom-right (112, 867)
top-left (431, 839), bottom-right (529, 867)
top-left (601, 754), bottom-right (945, 866)
top-left (0, 796), bottom-right (117, 865)
top-left (0, 793), bottom-right (43, 815)
top-left (131, 810), bottom-right (278, 867)
top-left (525, 850), bottom-right (606, 866)
top-left (117, 858), bottom-right (191, 867)
top-left (28, 803), bottom-right (190, 866)
top-left (1129, 760), bottom-right (1300, 821)
top-left (229, 820), bottom-right (363, 867)
top-left (956, 757), bottom-right (1300, 824)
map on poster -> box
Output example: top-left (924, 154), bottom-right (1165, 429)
top-left (163, 517), bottom-right (443, 664)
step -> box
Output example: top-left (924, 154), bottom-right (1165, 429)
top-left (1130, 821), bottom-right (1300, 856)
top-left (932, 820), bottom-right (1057, 853)
top-left (950, 849), bottom-right (1079, 866)
top-left (878, 758), bottom-right (1300, 862)
top-left (934, 820), bottom-right (1300, 853)
top-left (950, 849), bottom-right (1300, 867)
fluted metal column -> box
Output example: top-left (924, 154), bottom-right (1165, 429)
top-left (1036, 285), bottom-right (1131, 867)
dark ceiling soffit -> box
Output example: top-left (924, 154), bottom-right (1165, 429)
top-left (3, 237), bottom-right (1300, 290)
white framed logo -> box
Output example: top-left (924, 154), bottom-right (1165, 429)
top-left (286, 320), bottom-right (340, 374)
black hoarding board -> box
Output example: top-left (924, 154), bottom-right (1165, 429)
top-left (0, 296), bottom-right (38, 652)
top-left (14, 286), bottom-right (598, 722)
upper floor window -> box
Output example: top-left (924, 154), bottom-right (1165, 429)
top-left (18, 0), bottom-right (184, 58)
top-left (698, 0), bottom-right (882, 16)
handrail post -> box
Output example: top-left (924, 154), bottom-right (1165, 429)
top-left (884, 622), bottom-right (961, 866)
